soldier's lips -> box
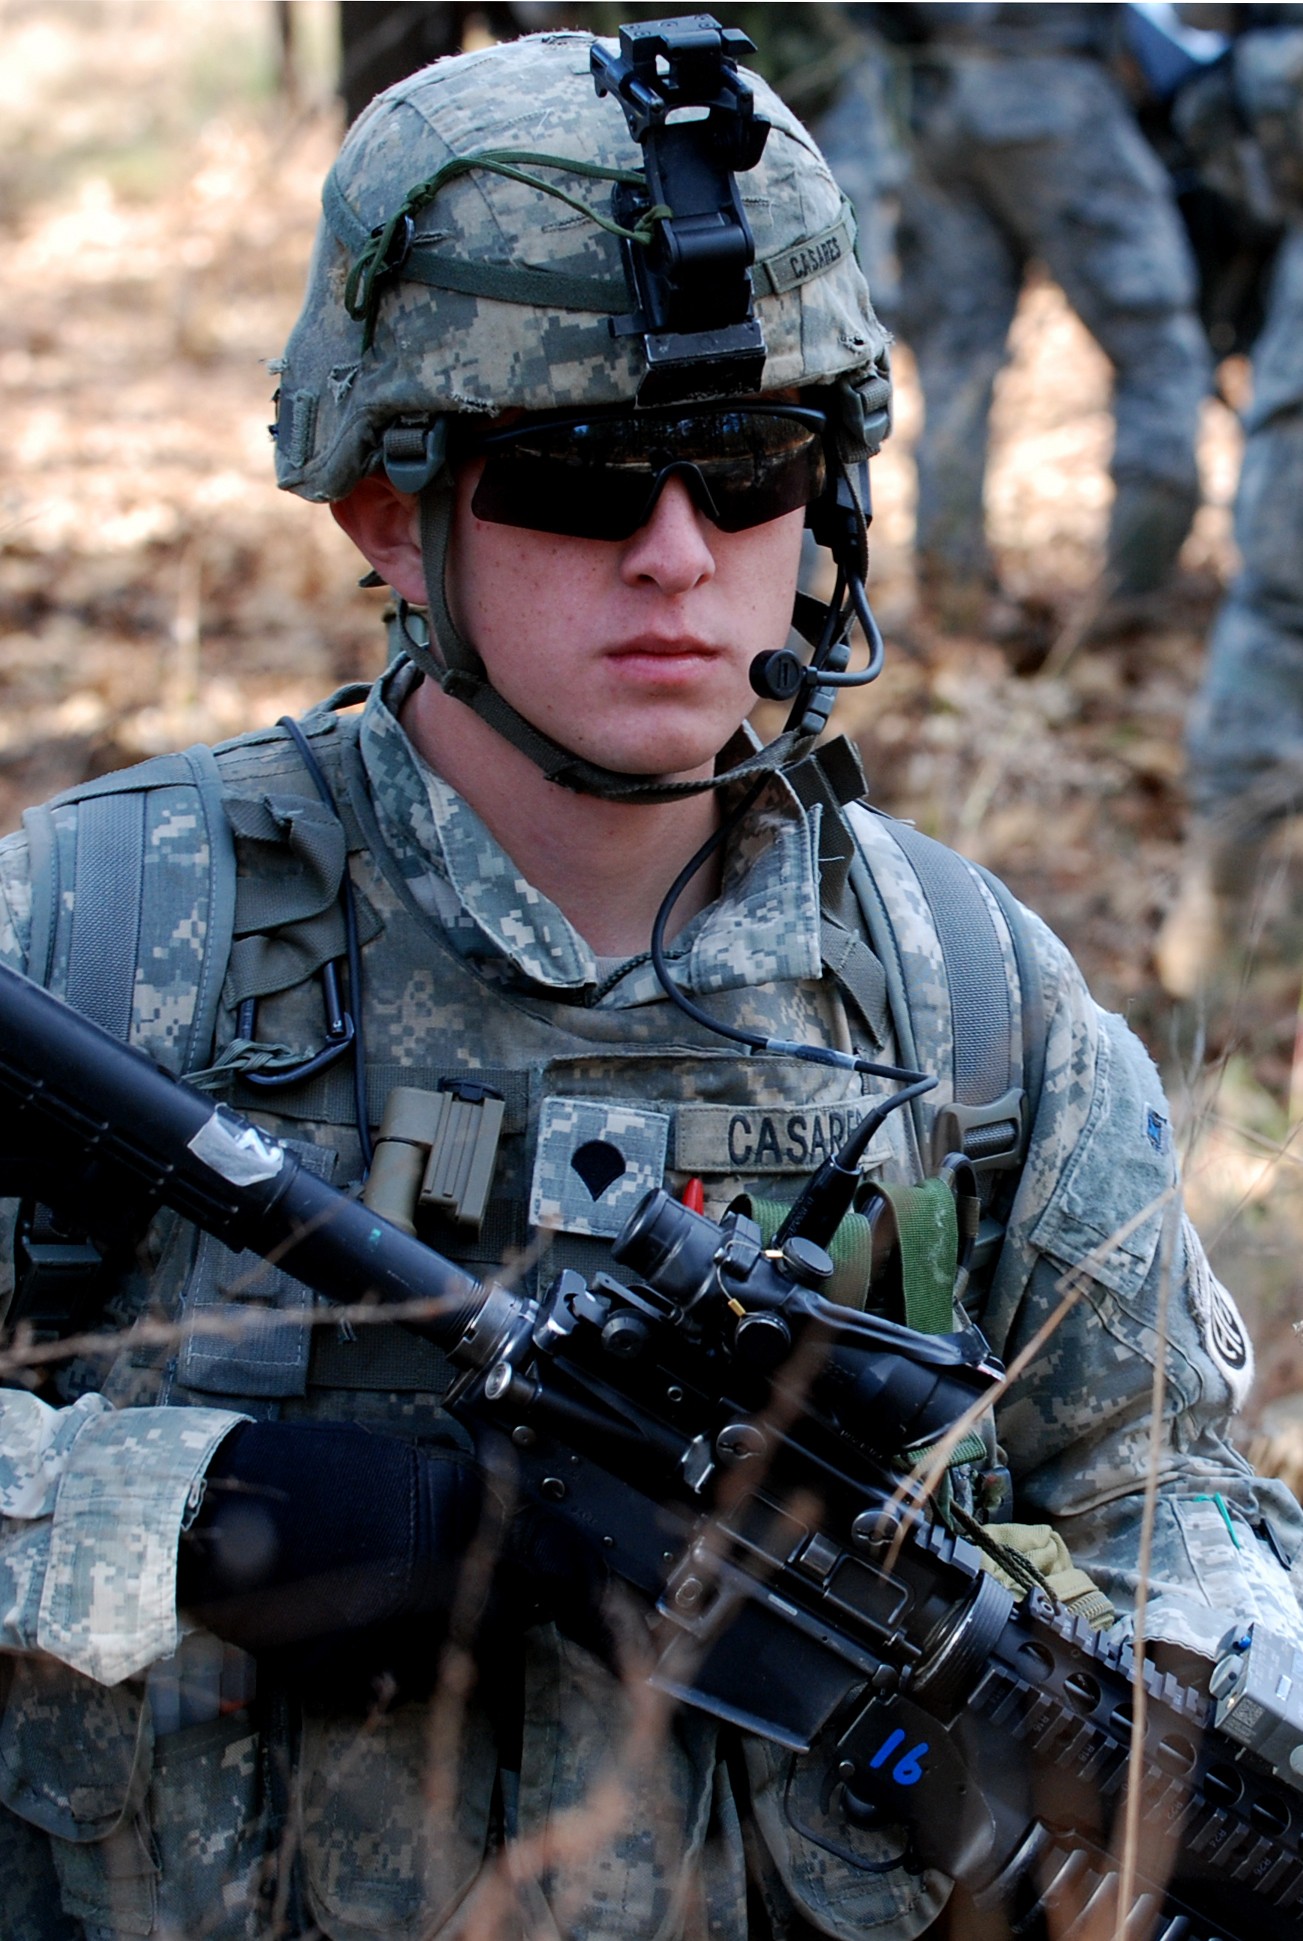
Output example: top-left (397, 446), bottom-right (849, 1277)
top-left (604, 636), bottom-right (720, 679)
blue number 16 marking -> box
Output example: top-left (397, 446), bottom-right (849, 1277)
top-left (867, 1728), bottom-right (929, 1787)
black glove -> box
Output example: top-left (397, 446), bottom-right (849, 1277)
top-left (487, 1502), bottom-right (616, 1667)
top-left (179, 1420), bottom-right (630, 1706)
top-left (177, 1419), bottom-right (483, 1656)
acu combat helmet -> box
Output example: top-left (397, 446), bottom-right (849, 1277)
top-left (273, 21), bottom-right (893, 798)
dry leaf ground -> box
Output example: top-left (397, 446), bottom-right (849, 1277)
top-left (2, 0), bottom-right (1302, 1433)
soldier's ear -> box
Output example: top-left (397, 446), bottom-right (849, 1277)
top-left (331, 477), bottom-right (425, 601)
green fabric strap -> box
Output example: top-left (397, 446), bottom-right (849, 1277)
top-left (399, 200), bottom-right (860, 316)
top-left (950, 1505), bottom-right (1119, 1632)
top-left (339, 148), bottom-right (665, 348)
top-left (399, 250), bottom-right (628, 314)
top-left (737, 1177), bottom-right (959, 1329)
top-left (874, 1178), bottom-right (958, 1336)
top-left (905, 1429), bottom-right (987, 1471)
top-left (738, 1194), bottom-right (877, 1311)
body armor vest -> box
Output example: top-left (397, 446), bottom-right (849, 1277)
top-left (2, 693), bottom-right (1033, 1941)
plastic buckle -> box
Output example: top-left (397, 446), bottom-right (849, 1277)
top-left (382, 417), bottom-right (448, 494)
top-left (930, 1086), bottom-right (1025, 1174)
top-left (11, 1204), bottom-right (105, 1346)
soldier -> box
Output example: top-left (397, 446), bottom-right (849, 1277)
top-left (1157, 19), bottom-right (1303, 1000)
top-left (0, 22), bottom-right (1297, 1940)
top-left (818, 3), bottom-right (1212, 632)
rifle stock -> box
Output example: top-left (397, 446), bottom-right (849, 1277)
top-left (0, 960), bottom-right (1301, 1940)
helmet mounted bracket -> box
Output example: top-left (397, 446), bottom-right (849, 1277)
top-left (592, 16), bottom-right (770, 405)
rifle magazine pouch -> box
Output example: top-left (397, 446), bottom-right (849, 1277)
top-left (175, 1139), bottom-right (338, 1403)
top-left (298, 1698), bottom-right (498, 1938)
top-left (0, 1652), bottom-right (270, 1940)
top-left (743, 1735), bottom-right (951, 1939)
top-left (0, 1657), bottom-right (156, 1934)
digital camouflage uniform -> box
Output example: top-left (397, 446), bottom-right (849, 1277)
top-left (810, 24), bottom-right (907, 325)
top-left (1177, 28), bottom-right (1303, 874)
top-left (1155, 19), bottom-right (1303, 995)
top-left (818, 2), bottom-right (1210, 610)
top-left (0, 26), bottom-right (1299, 1941)
top-left (0, 657), bottom-right (1299, 1938)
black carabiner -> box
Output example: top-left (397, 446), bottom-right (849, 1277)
top-left (237, 958), bottom-right (355, 1090)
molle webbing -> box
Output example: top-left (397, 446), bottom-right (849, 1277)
top-left (21, 744), bottom-right (237, 1078)
top-left (68, 789), bottom-right (146, 1042)
top-left (885, 822), bottom-right (1012, 1110)
top-left (842, 804), bottom-right (1039, 1191)
top-left (231, 1064), bottom-right (532, 1277)
top-left (234, 1060), bottom-right (529, 1140)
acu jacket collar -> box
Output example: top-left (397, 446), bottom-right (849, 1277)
top-left (359, 664), bottom-right (824, 998)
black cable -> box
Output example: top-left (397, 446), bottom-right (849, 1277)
top-left (813, 569), bottom-right (884, 685)
top-left (815, 566), bottom-right (848, 661)
top-left (277, 715), bottom-right (375, 1173)
top-left (644, 431), bottom-right (930, 1186)
top-left (772, 1076), bottom-right (936, 1250)
top-left (647, 776), bottom-right (936, 1093)
top-left (648, 772), bottom-right (768, 1050)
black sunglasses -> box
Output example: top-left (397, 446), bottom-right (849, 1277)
top-left (462, 403), bottom-right (830, 542)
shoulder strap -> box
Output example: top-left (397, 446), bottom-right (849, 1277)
top-left (10, 745), bottom-right (238, 1348)
top-left (20, 691), bottom-right (373, 1073)
top-left (779, 736), bottom-right (1052, 1326)
top-left (21, 743), bottom-right (237, 1075)
top-left (878, 819), bottom-right (1015, 1113)
top-left (786, 741), bottom-right (1037, 1172)
top-left (9, 703), bottom-right (370, 1350)
top-left (968, 857), bottom-right (1048, 1165)
top-left (845, 804), bottom-right (1052, 1305)
top-left (840, 803), bottom-right (1039, 1167)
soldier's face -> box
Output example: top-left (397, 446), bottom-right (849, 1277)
top-left (445, 462), bottom-right (805, 780)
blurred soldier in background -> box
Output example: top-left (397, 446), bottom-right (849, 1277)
top-left (1158, 13), bottom-right (1303, 1000)
top-left (337, 2), bottom-right (552, 125)
top-left (818, 4), bottom-right (1212, 635)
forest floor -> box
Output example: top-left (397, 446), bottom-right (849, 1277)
top-left (3, 0), bottom-right (1303, 1445)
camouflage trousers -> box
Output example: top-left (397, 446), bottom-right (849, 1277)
top-left (1187, 226), bottom-right (1303, 839)
top-left (0, 1632), bottom-right (950, 1941)
top-left (894, 51), bottom-right (1208, 592)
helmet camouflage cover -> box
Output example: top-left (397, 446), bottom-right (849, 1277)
top-left (273, 28), bottom-right (892, 503)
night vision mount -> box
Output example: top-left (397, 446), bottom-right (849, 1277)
top-left (592, 16), bottom-right (770, 405)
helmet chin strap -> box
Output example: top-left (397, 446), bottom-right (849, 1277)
top-left (411, 472), bottom-right (859, 804)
